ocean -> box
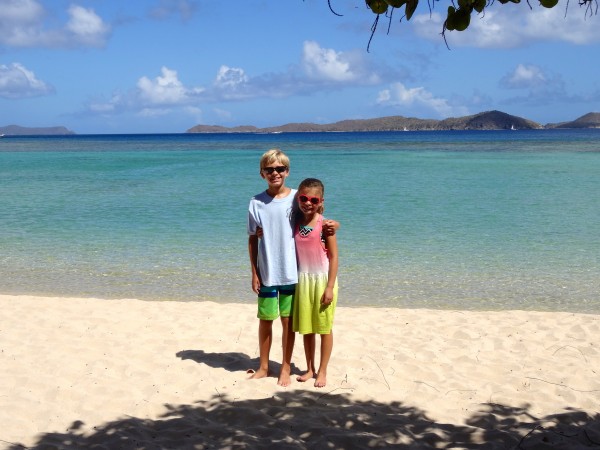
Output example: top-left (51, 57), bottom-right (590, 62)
top-left (1, 130), bottom-right (599, 313)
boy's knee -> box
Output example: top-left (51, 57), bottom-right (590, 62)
top-left (259, 319), bottom-right (275, 326)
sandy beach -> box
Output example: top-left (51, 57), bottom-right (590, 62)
top-left (1, 294), bottom-right (599, 449)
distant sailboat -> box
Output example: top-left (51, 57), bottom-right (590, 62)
top-left (510, 124), bottom-right (517, 131)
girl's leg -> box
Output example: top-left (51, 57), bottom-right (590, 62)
top-left (315, 331), bottom-right (333, 388)
top-left (297, 333), bottom-right (316, 382)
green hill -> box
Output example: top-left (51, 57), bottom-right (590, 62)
top-left (187, 110), bottom-right (542, 133)
top-left (546, 112), bottom-right (600, 129)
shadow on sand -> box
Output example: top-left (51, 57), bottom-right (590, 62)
top-left (6, 390), bottom-right (600, 449)
top-left (176, 349), bottom-right (302, 377)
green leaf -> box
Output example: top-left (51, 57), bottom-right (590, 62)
top-left (473, 0), bottom-right (486, 13)
top-left (454, 8), bottom-right (471, 30)
top-left (367, 0), bottom-right (389, 14)
top-left (405, 0), bottom-right (418, 20)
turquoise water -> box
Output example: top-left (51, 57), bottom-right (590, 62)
top-left (1, 130), bottom-right (599, 312)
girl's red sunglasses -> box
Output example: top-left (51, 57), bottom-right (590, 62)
top-left (298, 195), bottom-right (322, 205)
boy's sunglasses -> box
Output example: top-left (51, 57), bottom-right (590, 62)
top-left (299, 195), bottom-right (322, 205)
top-left (262, 166), bottom-right (288, 174)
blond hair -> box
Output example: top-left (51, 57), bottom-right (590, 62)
top-left (260, 148), bottom-right (290, 171)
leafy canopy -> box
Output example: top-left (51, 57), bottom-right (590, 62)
top-left (325, 0), bottom-right (598, 50)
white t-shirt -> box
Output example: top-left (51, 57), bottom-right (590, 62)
top-left (248, 189), bottom-right (298, 286)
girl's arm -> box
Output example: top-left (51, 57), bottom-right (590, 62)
top-left (321, 233), bottom-right (339, 305)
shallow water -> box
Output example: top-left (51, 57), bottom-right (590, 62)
top-left (1, 130), bottom-right (599, 312)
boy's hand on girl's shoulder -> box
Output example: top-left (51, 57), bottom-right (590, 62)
top-left (322, 220), bottom-right (339, 237)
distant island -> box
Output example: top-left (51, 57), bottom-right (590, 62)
top-left (2, 111), bottom-right (599, 136)
top-left (0, 125), bottom-right (75, 136)
top-left (187, 111), bottom-right (600, 133)
top-left (545, 112), bottom-right (600, 129)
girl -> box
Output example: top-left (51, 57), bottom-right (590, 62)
top-left (292, 178), bottom-right (339, 388)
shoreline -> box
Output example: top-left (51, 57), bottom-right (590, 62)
top-left (1, 294), bottom-right (599, 449)
top-left (2, 291), bottom-right (599, 315)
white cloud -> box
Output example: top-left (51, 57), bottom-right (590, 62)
top-left (0, 0), bottom-right (44, 21)
top-left (500, 64), bottom-right (547, 89)
top-left (66, 5), bottom-right (111, 47)
top-left (214, 66), bottom-right (249, 89)
top-left (0, 1), bottom-right (110, 48)
top-left (302, 40), bottom-right (357, 82)
top-left (137, 66), bottom-right (204, 105)
top-left (83, 41), bottom-right (394, 118)
top-left (209, 66), bottom-right (254, 100)
top-left (87, 93), bottom-right (124, 114)
top-left (412, 5), bottom-right (600, 48)
top-left (205, 41), bottom-right (384, 102)
top-left (0, 62), bottom-right (54, 98)
top-left (377, 89), bottom-right (391, 103)
top-left (498, 64), bottom-right (571, 106)
top-left (519, 6), bottom-right (600, 45)
top-left (300, 41), bottom-right (383, 84)
top-left (0, 0), bottom-right (45, 34)
top-left (377, 82), bottom-right (468, 118)
top-left (0, 0), bottom-right (45, 46)
top-left (86, 66), bottom-right (205, 116)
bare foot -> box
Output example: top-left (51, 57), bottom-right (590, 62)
top-left (296, 371), bottom-right (314, 383)
top-left (314, 373), bottom-right (326, 388)
top-left (248, 368), bottom-right (269, 380)
top-left (277, 368), bottom-right (292, 387)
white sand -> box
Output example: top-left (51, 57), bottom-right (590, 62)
top-left (1, 294), bottom-right (599, 449)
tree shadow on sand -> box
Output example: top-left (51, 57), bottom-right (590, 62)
top-left (7, 391), bottom-right (600, 449)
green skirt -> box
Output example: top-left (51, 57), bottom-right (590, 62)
top-left (292, 272), bottom-right (338, 334)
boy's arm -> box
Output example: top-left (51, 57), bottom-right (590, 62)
top-left (248, 234), bottom-right (261, 294)
top-left (321, 234), bottom-right (339, 305)
top-left (322, 219), bottom-right (340, 237)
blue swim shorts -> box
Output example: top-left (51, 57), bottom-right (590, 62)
top-left (257, 284), bottom-right (296, 320)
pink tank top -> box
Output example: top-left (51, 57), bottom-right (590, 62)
top-left (294, 215), bottom-right (329, 275)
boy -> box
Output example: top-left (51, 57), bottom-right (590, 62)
top-left (247, 149), bottom-right (337, 386)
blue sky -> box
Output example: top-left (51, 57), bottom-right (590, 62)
top-left (1, 0), bottom-right (599, 134)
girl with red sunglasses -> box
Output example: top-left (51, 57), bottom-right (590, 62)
top-left (292, 178), bottom-right (339, 388)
